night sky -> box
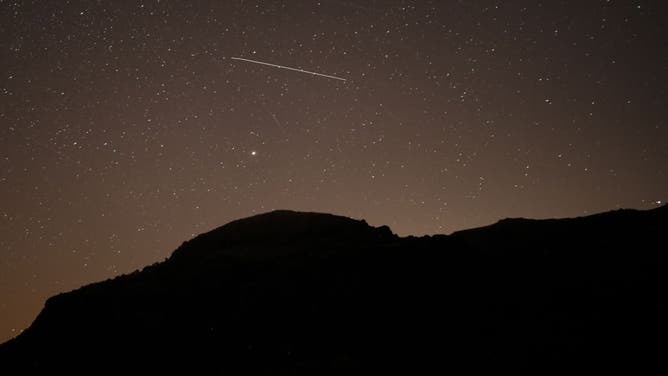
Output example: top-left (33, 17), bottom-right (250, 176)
top-left (1, 0), bottom-right (666, 343)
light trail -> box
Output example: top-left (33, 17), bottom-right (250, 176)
top-left (231, 57), bottom-right (347, 82)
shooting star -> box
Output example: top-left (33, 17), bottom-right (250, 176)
top-left (231, 57), bottom-right (347, 82)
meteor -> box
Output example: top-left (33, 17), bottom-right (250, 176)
top-left (231, 57), bottom-right (347, 82)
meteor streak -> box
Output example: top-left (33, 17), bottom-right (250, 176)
top-left (231, 57), bottom-right (347, 82)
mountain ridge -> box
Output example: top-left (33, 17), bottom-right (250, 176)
top-left (1, 205), bottom-right (667, 373)
top-left (169, 209), bottom-right (396, 262)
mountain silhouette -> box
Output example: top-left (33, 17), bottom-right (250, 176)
top-left (1, 207), bottom-right (667, 373)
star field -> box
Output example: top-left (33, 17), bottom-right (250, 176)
top-left (1, 0), bottom-right (667, 343)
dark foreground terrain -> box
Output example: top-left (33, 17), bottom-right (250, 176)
top-left (1, 206), bottom-right (667, 373)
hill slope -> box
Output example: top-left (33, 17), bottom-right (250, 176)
top-left (1, 207), bottom-right (667, 373)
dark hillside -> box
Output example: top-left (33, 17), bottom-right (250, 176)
top-left (2, 207), bottom-right (666, 373)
